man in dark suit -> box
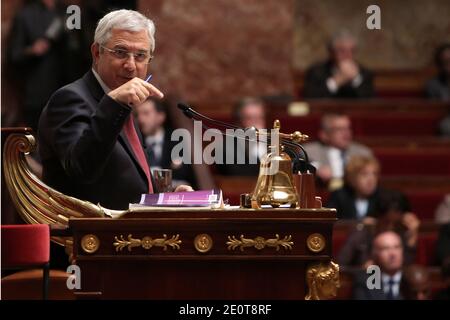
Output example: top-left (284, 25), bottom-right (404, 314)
top-left (135, 98), bottom-right (198, 189)
top-left (216, 97), bottom-right (267, 176)
top-left (303, 30), bottom-right (374, 99)
top-left (8, 0), bottom-right (66, 130)
top-left (38, 9), bottom-right (191, 211)
top-left (352, 231), bottom-right (404, 300)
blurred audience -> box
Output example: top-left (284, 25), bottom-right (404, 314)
top-left (436, 222), bottom-right (450, 266)
top-left (434, 257), bottom-right (450, 300)
top-left (216, 97), bottom-right (267, 176)
top-left (304, 113), bottom-right (372, 190)
top-left (353, 231), bottom-right (404, 300)
top-left (7, 0), bottom-right (66, 130)
top-left (435, 194), bottom-right (450, 225)
top-left (338, 189), bottom-right (419, 268)
top-left (327, 155), bottom-right (398, 220)
top-left (400, 264), bottom-right (431, 300)
top-left (135, 98), bottom-right (198, 189)
top-left (303, 29), bottom-right (374, 98)
top-left (425, 43), bottom-right (450, 136)
top-left (425, 43), bottom-right (450, 101)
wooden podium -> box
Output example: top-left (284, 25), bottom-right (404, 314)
top-left (1, 129), bottom-right (339, 300)
top-left (70, 208), bottom-right (338, 300)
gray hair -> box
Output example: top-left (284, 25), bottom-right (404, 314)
top-left (94, 9), bottom-right (156, 53)
top-left (328, 29), bottom-right (357, 50)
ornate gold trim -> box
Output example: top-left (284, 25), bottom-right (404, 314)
top-left (113, 234), bottom-right (182, 252)
top-left (194, 234), bottom-right (213, 253)
top-left (305, 261), bottom-right (340, 300)
top-left (226, 234), bottom-right (293, 251)
top-left (81, 234), bottom-right (100, 254)
top-left (306, 233), bottom-right (326, 253)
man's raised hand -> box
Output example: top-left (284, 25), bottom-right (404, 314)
top-left (108, 77), bottom-right (164, 107)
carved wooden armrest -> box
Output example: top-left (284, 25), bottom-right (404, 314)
top-left (2, 128), bottom-right (120, 247)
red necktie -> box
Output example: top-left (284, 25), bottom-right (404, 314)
top-left (123, 116), bottom-right (154, 193)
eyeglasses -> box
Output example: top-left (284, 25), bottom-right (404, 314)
top-left (100, 45), bottom-right (153, 64)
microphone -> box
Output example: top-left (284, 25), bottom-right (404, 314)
top-left (178, 103), bottom-right (239, 130)
top-left (176, 102), bottom-right (314, 173)
top-left (177, 103), bottom-right (194, 119)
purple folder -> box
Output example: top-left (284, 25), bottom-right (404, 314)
top-left (139, 189), bottom-right (223, 207)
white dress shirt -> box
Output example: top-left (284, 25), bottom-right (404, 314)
top-left (326, 73), bottom-right (363, 93)
top-left (382, 271), bottom-right (402, 298)
top-left (354, 198), bottom-right (369, 219)
top-left (145, 129), bottom-right (165, 167)
top-left (91, 68), bottom-right (111, 93)
top-left (327, 147), bottom-right (344, 178)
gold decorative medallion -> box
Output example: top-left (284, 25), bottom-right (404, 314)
top-left (113, 234), bottom-right (181, 252)
top-left (305, 261), bottom-right (340, 300)
top-left (226, 234), bottom-right (293, 251)
top-left (306, 233), bottom-right (326, 253)
top-left (81, 234), bottom-right (100, 254)
top-left (194, 234), bottom-right (213, 253)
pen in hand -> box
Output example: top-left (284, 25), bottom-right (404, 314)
top-left (128, 74), bottom-right (153, 107)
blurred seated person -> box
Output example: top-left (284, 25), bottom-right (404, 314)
top-left (326, 155), bottom-right (400, 220)
top-left (8, 0), bottom-right (66, 130)
top-left (303, 30), bottom-right (374, 99)
top-left (425, 43), bottom-right (450, 101)
top-left (215, 97), bottom-right (267, 176)
top-left (135, 97), bottom-right (198, 189)
top-left (338, 189), bottom-right (418, 268)
top-left (400, 265), bottom-right (431, 300)
top-left (304, 113), bottom-right (372, 190)
top-left (436, 222), bottom-right (450, 266)
top-left (434, 256), bottom-right (450, 300)
top-left (435, 194), bottom-right (450, 225)
top-left (353, 231), bottom-right (405, 300)
top-left (425, 43), bottom-right (450, 136)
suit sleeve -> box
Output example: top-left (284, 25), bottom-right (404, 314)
top-left (43, 87), bottom-right (131, 183)
top-left (8, 13), bottom-right (30, 66)
top-left (303, 67), bottom-right (334, 98)
top-left (337, 231), bottom-right (359, 266)
top-left (353, 68), bottom-right (375, 98)
top-left (326, 191), bottom-right (343, 217)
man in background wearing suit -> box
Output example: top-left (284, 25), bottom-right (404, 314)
top-left (135, 98), bottom-right (198, 189)
top-left (8, 0), bottom-right (66, 130)
top-left (39, 9), bottom-right (191, 212)
top-left (304, 113), bottom-right (372, 190)
top-left (216, 97), bottom-right (267, 176)
top-left (303, 30), bottom-right (374, 99)
top-left (353, 231), bottom-right (404, 300)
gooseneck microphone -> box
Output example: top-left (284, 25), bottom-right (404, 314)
top-left (177, 102), bottom-right (315, 174)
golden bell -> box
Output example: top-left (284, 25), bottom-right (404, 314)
top-left (251, 145), bottom-right (299, 209)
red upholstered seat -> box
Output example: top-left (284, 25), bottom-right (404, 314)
top-left (405, 191), bottom-right (445, 221)
top-left (1, 224), bottom-right (50, 299)
top-left (415, 232), bottom-right (438, 266)
top-left (269, 113), bottom-right (443, 138)
top-left (332, 231), bottom-right (350, 257)
top-left (374, 149), bottom-right (450, 176)
top-left (2, 224), bottom-right (50, 267)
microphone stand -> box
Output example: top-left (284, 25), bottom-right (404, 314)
top-left (177, 103), bottom-right (315, 174)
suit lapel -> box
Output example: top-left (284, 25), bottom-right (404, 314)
top-left (83, 70), bottom-right (105, 102)
top-left (83, 70), bottom-right (149, 184)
